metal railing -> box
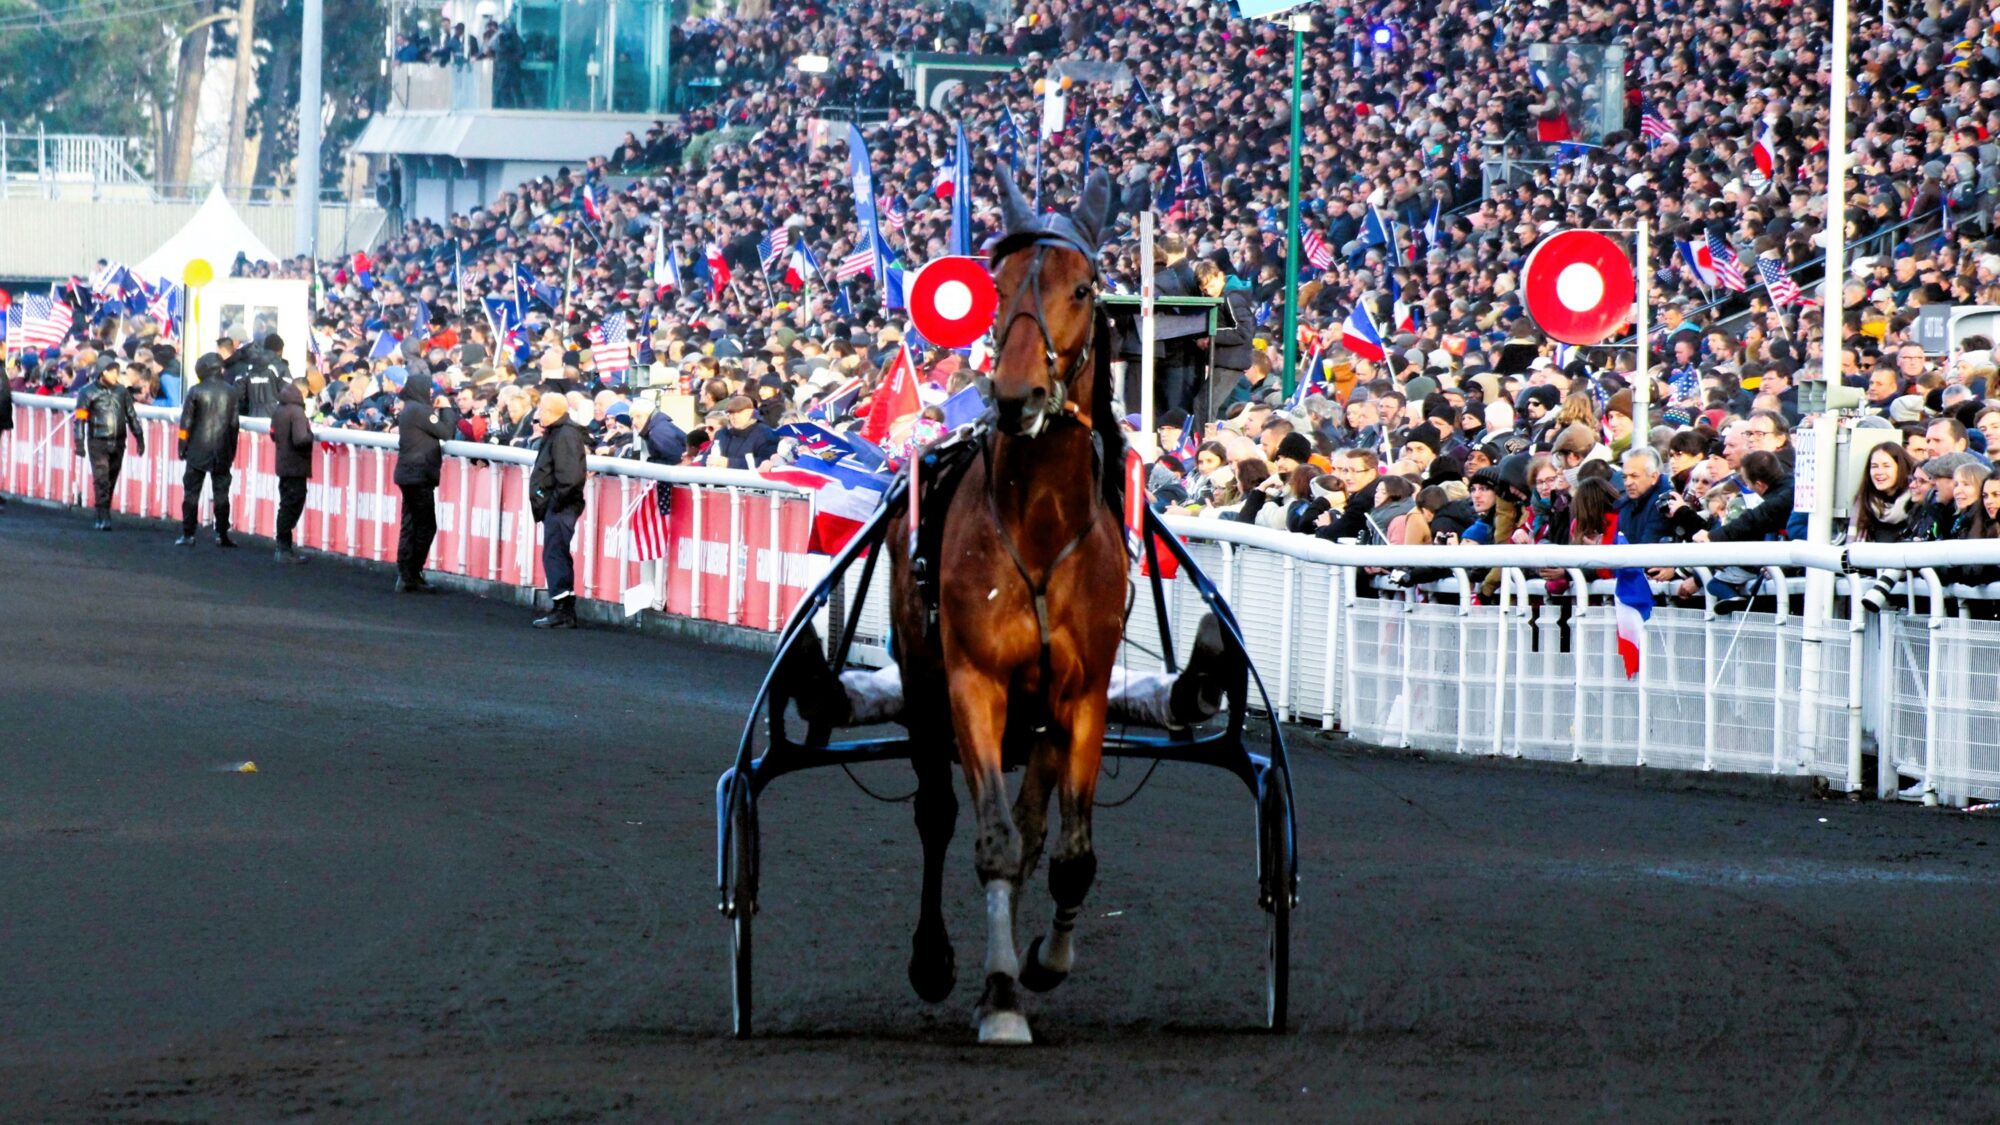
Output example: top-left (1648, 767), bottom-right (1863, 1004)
top-left (0, 125), bottom-right (148, 198)
top-left (11, 393), bottom-right (2000, 805)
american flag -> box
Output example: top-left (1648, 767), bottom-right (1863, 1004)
top-left (1639, 100), bottom-right (1678, 146)
top-left (1301, 227), bottom-right (1334, 271)
top-left (878, 193), bottom-right (906, 232)
top-left (1707, 232), bottom-right (1748, 292)
top-left (590, 310), bottom-right (632, 373)
top-left (758, 225), bottom-right (792, 270)
top-left (1758, 255), bottom-right (1802, 307)
top-left (835, 247), bottom-right (875, 281)
top-left (16, 293), bottom-right (72, 350)
top-left (630, 483), bottom-right (671, 562)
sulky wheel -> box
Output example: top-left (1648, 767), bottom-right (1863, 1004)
top-left (726, 782), bottom-right (758, 1039)
top-left (1259, 778), bottom-right (1294, 1033)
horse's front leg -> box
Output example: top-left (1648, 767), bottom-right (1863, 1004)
top-left (947, 667), bottom-right (1031, 1045)
top-left (1023, 690), bottom-right (1106, 991)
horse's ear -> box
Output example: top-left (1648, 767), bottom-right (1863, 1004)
top-left (1000, 173), bottom-right (1036, 235)
top-left (1075, 170), bottom-right (1114, 248)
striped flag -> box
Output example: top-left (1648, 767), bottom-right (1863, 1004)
top-left (17, 293), bottom-right (72, 350)
top-left (1757, 255), bottom-right (1802, 307)
top-left (878, 194), bottom-right (906, 232)
top-left (631, 483), bottom-right (671, 562)
top-left (1613, 549), bottom-right (1653, 679)
top-left (590, 310), bottom-right (632, 373)
top-left (1707, 233), bottom-right (1748, 292)
top-left (835, 247), bottom-right (875, 281)
top-left (704, 242), bottom-right (731, 299)
top-left (759, 226), bottom-right (791, 270)
top-left (1751, 120), bottom-right (1778, 179)
top-left (1639, 100), bottom-right (1677, 146)
top-left (1301, 227), bottom-right (1334, 271)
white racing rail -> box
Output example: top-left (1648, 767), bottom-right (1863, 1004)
top-left (9, 394), bottom-right (2000, 804)
top-left (3, 394), bottom-right (820, 632)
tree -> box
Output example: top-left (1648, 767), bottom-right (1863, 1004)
top-left (247, 0), bottom-right (386, 190)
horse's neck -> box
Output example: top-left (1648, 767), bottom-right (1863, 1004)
top-left (988, 425), bottom-right (1100, 535)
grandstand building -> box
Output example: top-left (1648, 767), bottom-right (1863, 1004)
top-left (353, 0), bottom-right (683, 223)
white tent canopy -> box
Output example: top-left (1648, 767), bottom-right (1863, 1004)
top-left (135, 184), bottom-right (280, 283)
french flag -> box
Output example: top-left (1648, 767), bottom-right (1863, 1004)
top-left (784, 243), bottom-right (820, 292)
top-left (576, 183), bottom-right (602, 222)
top-left (1614, 553), bottom-right (1653, 679)
top-left (1341, 302), bottom-right (1387, 362)
top-left (1751, 120), bottom-right (1777, 179)
top-left (763, 457), bottom-right (892, 555)
top-left (1677, 239), bottom-right (1720, 289)
top-left (704, 242), bottom-right (731, 300)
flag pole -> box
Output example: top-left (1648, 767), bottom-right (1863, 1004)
top-left (1279, 11), bottom-right (1308, 397)
top-left (1139, 208), bottom-right (1157, 453)
top-left (1632, 217), bottom-right (1649, 441)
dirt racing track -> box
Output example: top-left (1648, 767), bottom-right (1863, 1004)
top-left (5, 500), bottom-right (2000, 1122)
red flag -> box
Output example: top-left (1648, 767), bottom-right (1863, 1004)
top-left (861, 346), bottom-right (920, 447)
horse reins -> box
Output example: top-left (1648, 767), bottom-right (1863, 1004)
top-left (978, 241), bottom-right (1106, 696)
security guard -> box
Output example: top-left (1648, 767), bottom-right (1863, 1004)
top-left (392, 370), bottom-right (459, 593)
top-left (75, 361), bottom-right (145, 530)
top-left (528, 393), bottom-right (589, 628)
top-left (174, 352), bottom-right (241, 548)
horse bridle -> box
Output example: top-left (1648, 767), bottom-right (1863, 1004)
top-left (974, 239), bottom-right (1108, 677)
top-left (982, 243), bottom-right (1098, 439)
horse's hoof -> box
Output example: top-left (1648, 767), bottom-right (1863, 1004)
top-left (908, 938), bottom-right (956, 1003)
top-left (1018, 935), bottom-right (1069, 993)
top-left (977, 1010), bottom-right (1033, 1045)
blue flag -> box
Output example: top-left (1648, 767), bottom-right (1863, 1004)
top-left (949, 122), bottom-right (974, 259)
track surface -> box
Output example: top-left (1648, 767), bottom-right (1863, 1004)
top-left (5, 501), bottom-right (2000, 1122)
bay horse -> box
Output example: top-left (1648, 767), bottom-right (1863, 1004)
top-left (887, 170), bottom-right (1127, 1045)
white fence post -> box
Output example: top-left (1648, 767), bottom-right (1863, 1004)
top-left (1278, 556), bottom-right (1296, 723)
top-left (1321, 565), bottom-right (1340, 731)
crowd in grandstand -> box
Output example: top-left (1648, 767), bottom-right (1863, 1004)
top-left (9, 0), bottom-right (2000, 613)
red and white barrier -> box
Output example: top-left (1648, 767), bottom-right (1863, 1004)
top-left (1, 396), bottom-right (819, 632)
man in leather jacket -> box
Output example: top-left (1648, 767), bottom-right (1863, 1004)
top-left (175, 352), bottom-right (242, 547)
top-left (528, 394), bottom-right (590, 628)
top-left (0, 363), bottom-right (11, 510)
top-left (393, 370), bottom-right (460, 593)
top-left (76, 363), bottom-right (145, 530)
top-left (269, 380), bottom-right (315, 563)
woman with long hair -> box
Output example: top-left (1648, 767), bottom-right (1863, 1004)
top-left (1852, 442), bottom-right (1918, 613)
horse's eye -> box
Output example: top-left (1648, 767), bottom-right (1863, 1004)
top-left (1073, 283), bottom-right (1092, 301)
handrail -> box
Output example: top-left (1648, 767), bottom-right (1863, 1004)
top-left (17, 392), bottom-right (810, 497)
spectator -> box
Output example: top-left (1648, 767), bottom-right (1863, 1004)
top-left (174, 352), bottom-right (241, 549)
top-left (529, 393), bottom-right (590, 629)
top-left (270, 378), bottom-right (315, 563)
top-left (707, 395), bottom-right (779, 470)
top-left (392, 371), bottom-right (460, 595)
top-left (1616, 447), bottom-right (1675, 545)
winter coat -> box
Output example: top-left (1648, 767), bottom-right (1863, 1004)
top-left (393, 372), bottom-right (461, 487)
top-left (178, 375), bottom-right (242, 473)
top-left (77, 381), bottom-right (144, 450)
top-left (713, 420), bottom-right (779, 469)
top-left (269, 383), bottom-right (315, 479)
top-left (1616, 475), bottom-right (1675, 545)
top-left (529, 419), bottom-right (590, 519)
top-left (1711, 479), bottom-right (1796, 542)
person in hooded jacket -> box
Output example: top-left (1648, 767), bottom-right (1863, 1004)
top-left (528, 393), bottom-right (590, 628)
top-left (392, 370), bottom-right (460, 593)
top-left (75, 361), bottom-right (146, 530)
top-left (0, 364), bottom-right (11, 510)
top-left (269, 379), bottom-right (315, 563)
top-left (227, 342), bottom-right (284, 418)
top-left (174, 352), bottom-right (241, 547)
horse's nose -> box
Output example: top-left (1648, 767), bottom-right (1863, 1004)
top-left (994, 385), bottom-right (1050, 435)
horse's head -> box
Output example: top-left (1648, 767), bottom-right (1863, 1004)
top-left (986, 170), bottom-right (1114, 439)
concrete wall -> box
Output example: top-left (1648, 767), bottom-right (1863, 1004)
top-left (0, 195), bottom-right (388, 280)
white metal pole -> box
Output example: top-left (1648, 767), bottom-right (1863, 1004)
top-left (295, 0), bottom-right (324, 256)
top-left (1810, 0), bottom-right (1850, 626)
top-left (1632, 218), bottom-right (1650, 442)
top-left (1139, 209), bottom-right (1157, 455)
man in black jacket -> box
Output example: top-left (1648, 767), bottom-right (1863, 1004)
top-left (227, 342), bottom-right (283, 418)
top-left (393, 370), bottom-right (460, 593)
top-left (269, 380), bottom-right (315, 563)
top-left (706, 395), bottom-right (779, 469)
top-left (1314, 449), bottom-right (1384, 543)
top-left (76, 363), bottom-right (146, 530)
top-left (174, 352), bottom-right (241, 547)
top-left (0, 366), bottom-right (11, 510)
top-left (528, 394), bottom-right (590, 628)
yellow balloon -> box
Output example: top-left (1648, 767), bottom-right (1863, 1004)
top-left (183, 258), bottom-right (214, 288)
top-left (1033, 79), bottom-right (1047, 95)
top-left (1059, 75), bottom-right (1074, 90)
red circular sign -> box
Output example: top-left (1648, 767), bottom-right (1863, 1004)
top-left (1520, 230), bottom-right (1636, 346)
top-left (908, 256), bottom-right (998, 349)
